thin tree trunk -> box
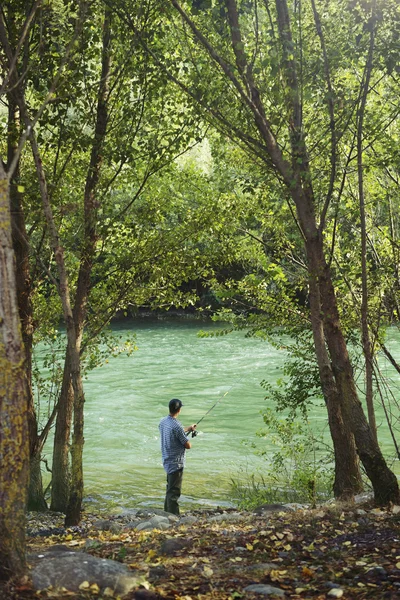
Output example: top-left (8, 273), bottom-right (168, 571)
top-left (8, 97), bottom-right (47, 511)
top-left (50, 361), bottom-right (74, 512)
top-left (0, 168), bottom-right (29, 580)
top-left (65, 8), bottom-right (111, 526)
top-left (357, 0), bottom-right (377, 443)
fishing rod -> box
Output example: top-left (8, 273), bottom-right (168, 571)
top-left (190, 377), bottom-right (243, 437)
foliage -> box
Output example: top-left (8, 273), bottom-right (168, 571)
top-left (232, 409), bottom-right (334, 509)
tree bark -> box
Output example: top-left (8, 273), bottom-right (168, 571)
top-left (308, 263), bottom-right (363, 499)
top-left (225, 0), bottom-right (364, 499)
top-left (8, 97), bottom-right (47, 512)
top-left (64, 8), bottom-right (111, 526)
top-left (50, 359), bottom-right (74, 512)
top-left (0, 170), bottom-right (29, 580)
top-left (357, 1), bottom-right (378, 443)
top-left (309, 233), bottom-right (400, 504)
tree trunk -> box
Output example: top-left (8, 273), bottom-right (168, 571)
top-left (310, 234), bottom-right (400, 504)
top-left (308, 267), bottom-right (363, 499)
top-left (0, 171), bottom-right (29, 580)
top-left (357, 4), bottom-right (378, 443)
top-left (8, 98), bottom-right (47, 512)
top-left (65, 8), bottom-right (111, 526)
top-left (50, 356), bottom-right (74, 513)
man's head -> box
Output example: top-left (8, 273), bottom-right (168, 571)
top-left (169, 398), bottom-right (183, 415)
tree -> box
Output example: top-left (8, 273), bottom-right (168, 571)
top-left (127, 0), bottom-right (400, 502)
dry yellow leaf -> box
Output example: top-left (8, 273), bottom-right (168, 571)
top-left (203, 567), bottom-right (213, 578)
top-left (78, 581), bottom-right (90, 590)
top-left (246, 543), bottom-right (253, 551)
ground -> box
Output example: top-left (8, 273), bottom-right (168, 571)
top-left (1, 502), bottom-right (400, 599)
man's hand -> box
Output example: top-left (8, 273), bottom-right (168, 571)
top-left (185, 424), bottom-right (197, 433)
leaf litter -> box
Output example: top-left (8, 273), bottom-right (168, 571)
top-left (2, 502), bottom-right (400, 599)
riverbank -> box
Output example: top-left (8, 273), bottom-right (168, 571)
top-left (3, 499), bottom-right (400, 599)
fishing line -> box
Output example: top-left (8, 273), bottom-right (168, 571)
top-left (191, 376), bottom-right (244, 437)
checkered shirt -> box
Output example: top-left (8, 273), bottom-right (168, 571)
top-left (159, 415), bottom-right (189, 474)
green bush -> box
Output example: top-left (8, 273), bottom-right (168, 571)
top-left (231, 410), bottom-right (334, 509)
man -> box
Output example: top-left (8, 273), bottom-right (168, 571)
top-left (159, 398), bottom-right (196, 515)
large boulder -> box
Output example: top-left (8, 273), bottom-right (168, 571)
top-left (31, 550), bottom-right (140, 596)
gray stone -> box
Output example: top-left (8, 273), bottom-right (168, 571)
top-left (179, 516), bottom-right (197, 525)
top-left (209, 512), bottom-right (244, 522)
top-left (123, 520), bottom-right (141, 529)
top-left (243, 583), bottom-right (285, 597)
top-left (31, 551), bottom-right (139, 596)
top-left (149, 516), bottom-right (170, 527)
top-left (354, 492), bottom-right (373, 504)
top-left (135, 521), bottom-right (155, 531)
top-left (92, 519), bottom-right (115, 531)
top-left (252, 504), bottom-right (288, 515)
top-left (282, 503), bottom-right (307, 512)
top-left (160, 538), bottom-right (192, 555)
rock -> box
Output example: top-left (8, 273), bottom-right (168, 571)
top-left (252, 504), bottom-right (288, 515)
top-left (136, 520), bottom-right (171, 532)
top-left (327, 589), bottom-right (344, 598)
top-left (93, 519), bottom-right (118, 533)
top-left (283, 503), bottom-right (308, 511)
top-left (392, 505), bottom-right (400, 515)
top-left (209, 512), bottom-right (244, 522)
top-left (179, 516), bottom-right (197, 525)
top-left (356, 509), bottom-right (367, 516)
top-left (149, 516), bottom-right (170, 527)
top-left (243, 583), bottom-right (285, 596)
top-left (31, 551), bottom-right (139, 596)
top-left (159, 538), bottom-right (192, 555)
top-left (354, 492), bottom-right (373, 504)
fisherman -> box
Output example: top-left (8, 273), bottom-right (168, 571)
top-left (159, 398), bottom-right (196, 515)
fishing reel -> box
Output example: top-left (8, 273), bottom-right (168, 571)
top-left (190, 427), bottom-right (198, 438)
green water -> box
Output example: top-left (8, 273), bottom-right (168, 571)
top-left (40, 318), bottom-right (400, 511)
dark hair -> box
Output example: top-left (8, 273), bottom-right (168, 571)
top-left (169, 398), bottom-right (183, 414)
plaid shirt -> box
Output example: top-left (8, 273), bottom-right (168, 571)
top-left (159, 415), bottom-right (188, 474)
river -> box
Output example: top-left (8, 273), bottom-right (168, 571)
top-left (40, 317), bottom-right (400, 511)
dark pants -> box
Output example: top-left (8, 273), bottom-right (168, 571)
top-left (164, 468), bottom-right (183, 515)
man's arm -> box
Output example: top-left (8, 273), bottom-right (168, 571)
top-left (184, 424), bottom-right (197, 433)
top-left (184, 440), bottom-right (191, 449)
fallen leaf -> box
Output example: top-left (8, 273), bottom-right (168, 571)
top-left (79, 581), bottom-right (90, 590)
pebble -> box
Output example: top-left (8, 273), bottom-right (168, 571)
top-left (327, 589), bottom-right (343, 598)
top-left (243, 583), bottom-right (285, 597)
